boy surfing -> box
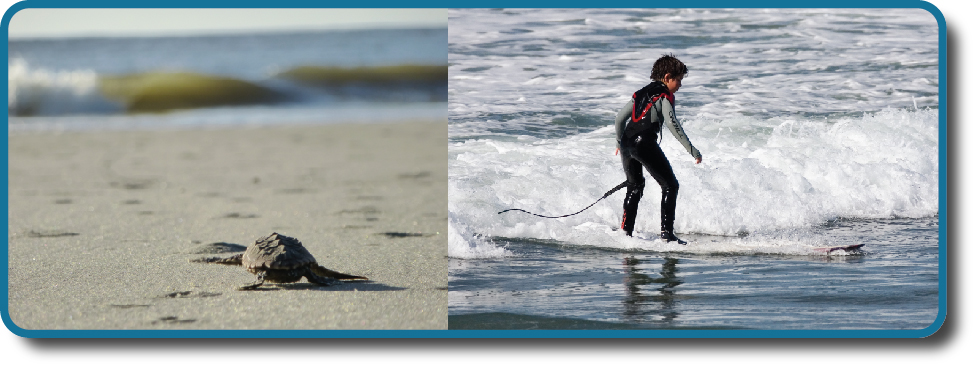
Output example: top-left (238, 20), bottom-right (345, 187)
top-left (615, 54), bottom-right (702, 244)
top-left (498, 54), bottom-right (702, 241)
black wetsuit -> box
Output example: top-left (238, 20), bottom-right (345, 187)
top-left (614, 81), bottom-right (701, 237)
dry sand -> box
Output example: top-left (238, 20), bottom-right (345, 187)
top-left (7, 121), bottom-right (446, 330)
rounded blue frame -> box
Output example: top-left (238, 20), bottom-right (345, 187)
top-left (1, 0), bottom-right (947, 339)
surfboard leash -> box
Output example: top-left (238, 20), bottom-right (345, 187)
top-left (498, 180), bottom-right (629, 219)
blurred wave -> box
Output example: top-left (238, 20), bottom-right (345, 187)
top-left (276, 64), bottom-right (447, 102)
top-left (9, 59), bottom-right (447, 116)
top-left (277, 65), bottom-right (446, 85)
top-left (99, 71), bottom-right (279, 113)
top-left (8, 58), bottom-right (119, 116)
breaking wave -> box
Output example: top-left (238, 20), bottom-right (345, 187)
top-left (447, 108), bottom-right (939, 258)
top-left (9, 59), bottom-right (447, 116)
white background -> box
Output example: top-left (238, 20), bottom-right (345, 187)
top-left (2, 1), bottom-right (970, 366)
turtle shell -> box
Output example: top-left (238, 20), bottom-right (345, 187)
top-left (241, 232), bottom-right (317, 271)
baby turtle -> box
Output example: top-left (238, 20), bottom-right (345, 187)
top-left (195, 232), bottom-right (366, 290)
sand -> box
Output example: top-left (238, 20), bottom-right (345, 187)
top-left (6, 121), bottom-right (446, 330)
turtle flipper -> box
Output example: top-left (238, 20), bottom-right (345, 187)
top-left (305, 268), bottom-right (341, 286)
top-left (238, 271), bottom-right (267, 291)
top-left (193, 253), bottom-right (244, 265)
top-left (311, 264), bottom-right (368, 281)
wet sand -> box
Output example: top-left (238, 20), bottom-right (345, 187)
top-left (7, 121), bottom-right (446, 330)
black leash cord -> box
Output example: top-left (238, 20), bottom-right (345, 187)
top-left (498, 181), bottom-right (629, 218)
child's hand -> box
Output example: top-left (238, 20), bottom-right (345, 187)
top-left (695, 156), bottom-right (702, 164)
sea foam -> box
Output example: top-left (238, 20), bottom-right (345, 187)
top-left (8, 59), bottom-right (121, 116)
top-left (447, 108), bottom-right (938, 257)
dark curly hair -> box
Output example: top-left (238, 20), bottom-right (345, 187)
top-left (650, 54), bottom-right (688, 82)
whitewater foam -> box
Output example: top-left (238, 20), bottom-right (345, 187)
top-left (447, 8), bottom-right (939, 258)
top-left (8, 59), bottom-right (121, 116)
top-left (448, 108), bottom-right (937, 258)
top-left (448, 8), bottom-right (939, 140)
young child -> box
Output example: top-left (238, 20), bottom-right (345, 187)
top-left (614, 54), bottom-right (702, 244)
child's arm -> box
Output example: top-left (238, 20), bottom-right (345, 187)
top-left (614, 99), bottom-right (634, 150)
top-left (659, 98), bottom-right (702, 162)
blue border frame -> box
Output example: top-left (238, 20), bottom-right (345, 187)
top-left (3, 0), bottom-right (947, 338)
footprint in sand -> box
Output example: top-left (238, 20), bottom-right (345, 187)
top-left (220, 212), bottom-right (259, 219)
top-left (110, 304), bottom-right (151, 309)
top-left (191, 242), bottom-right (247, 254)
top-left (377, 232), bottom-right (434, 238)
top-left (397, 171), bottom-right (431, 180)
top-left (152, 316), bottom-right (196, 325)
top-left (159, 291), bottom-right (222, 299)
top-left (25, 230), bottom-right (80, 238)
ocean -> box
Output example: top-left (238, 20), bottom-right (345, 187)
top-left (8, 28), bottom-right (447, 131)
top-left (447, 8), bottom-right (941, 330)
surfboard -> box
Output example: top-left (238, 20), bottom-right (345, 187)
top-left (812, 243), bottom-right (865, 254)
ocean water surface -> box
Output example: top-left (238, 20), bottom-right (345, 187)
top-left (9, 28), bottom-right (447, 131)
top-left (447, 8), bottom-right (941, 330)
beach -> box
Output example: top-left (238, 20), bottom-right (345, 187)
top-left (7, 120), bottom-right (447, 330)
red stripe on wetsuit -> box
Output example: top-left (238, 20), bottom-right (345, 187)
top-left (631, 91), bottom-right (674, 123)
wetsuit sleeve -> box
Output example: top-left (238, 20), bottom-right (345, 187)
top-left (614, 98), bottom-right (634, 149)
top-left (659, 98), bottom-right (702, 160)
